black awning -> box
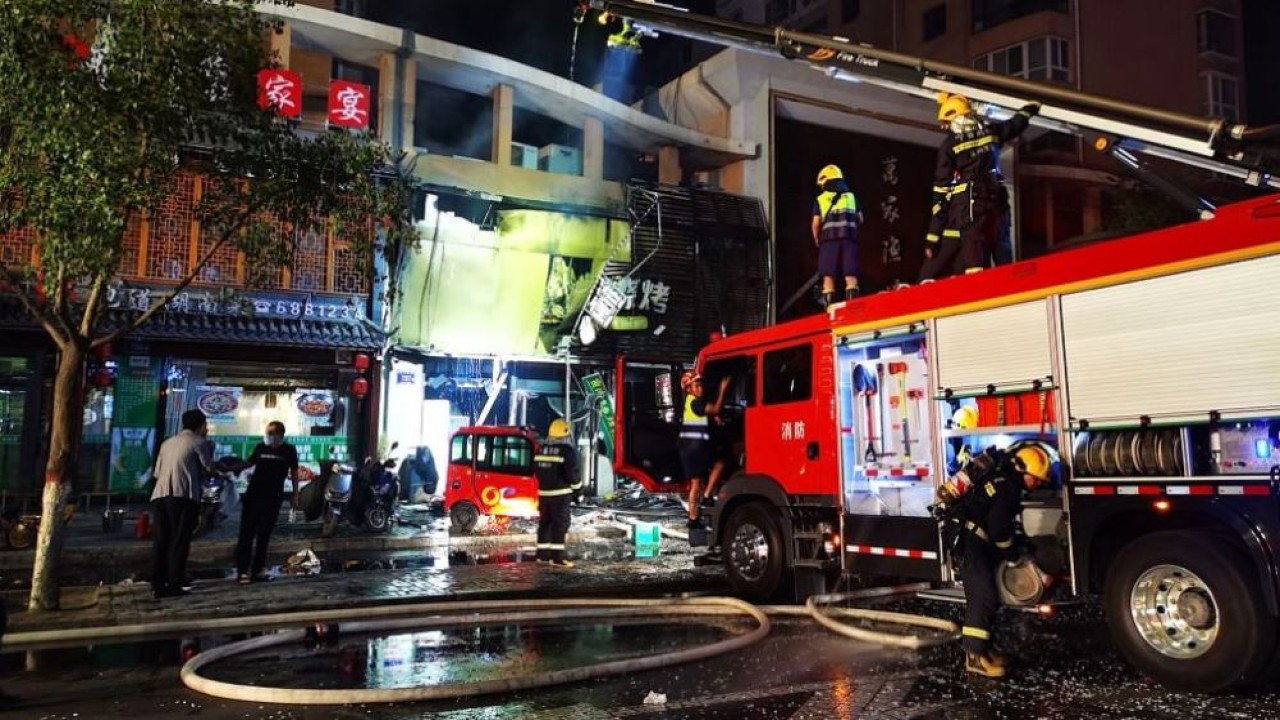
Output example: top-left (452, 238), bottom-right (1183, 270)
top-left (0, 300), bottom-right (384, 351)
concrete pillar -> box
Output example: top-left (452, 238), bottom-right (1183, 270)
top-left (491, 84), bottom-right (514, 167)
top-left (376, 52), bottom-right (418, 149)
top-left (657, 146), bottom-right (682, 186)
top-left (377, 52), bottom-right (396, 143)
top-left (583, 116), bottom-right (604, 180)
top-left (267, 22), bottom-right (291, 68)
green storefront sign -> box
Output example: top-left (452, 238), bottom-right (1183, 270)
top-left (582, 373), bottom-right (614, 458)
top-left (108, 357), bottom-right (163, 492)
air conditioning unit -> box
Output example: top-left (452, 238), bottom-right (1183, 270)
top-left (511, 142), bottom-right (538, 170)
top-left (538, 144), bottom-right (583, 176)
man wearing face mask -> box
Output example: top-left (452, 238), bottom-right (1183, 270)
top-left (232, 421), bottom-right (299, 584)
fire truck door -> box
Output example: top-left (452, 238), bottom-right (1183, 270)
top-left (614, 358), bottom-right (687, 492)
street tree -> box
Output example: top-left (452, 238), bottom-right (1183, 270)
top-left (0, 0), bottom-right (416, 610)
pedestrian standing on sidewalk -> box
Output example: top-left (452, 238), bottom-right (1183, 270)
top-left (150, 409), bottom-right (218, 599)
top-left (230, 421), bottom-right (299, 584)
top-left (535, 419), bottom-right (580, 568)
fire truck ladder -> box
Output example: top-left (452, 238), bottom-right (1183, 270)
top-left (590, 0), bottom-right (1280, 215)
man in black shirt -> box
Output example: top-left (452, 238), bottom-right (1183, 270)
top-left (232, 421), bottom-right (299, 584)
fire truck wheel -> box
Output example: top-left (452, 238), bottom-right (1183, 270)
top-left (451, 501), bottom-right (480, 534)
top-left (723, 502), bottom-right (785, 602)
top-left (1104, 531), bottom-right (1273, 692)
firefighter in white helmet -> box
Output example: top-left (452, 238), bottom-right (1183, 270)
top-left (535, 418), bottom-right (581, 568)
top-left (920, 94), bottom-right (1039, 281)
top-left (935, 442), bottom-right (1052, 678)
top-left (812, 164), bottom-right (864, 307)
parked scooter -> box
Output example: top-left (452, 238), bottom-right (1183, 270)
top-left (316, 457), bottom-right (356, 539)
top-left (193, 457), bottom-right (240, 538)
top-left (313, 443), bottom-right (400, 538)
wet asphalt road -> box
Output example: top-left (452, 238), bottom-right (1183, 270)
top-left (4, 595), bottom-right (1280, 719)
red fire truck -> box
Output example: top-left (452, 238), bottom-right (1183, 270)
top-left (597, 0), bottom-right (1280, 693)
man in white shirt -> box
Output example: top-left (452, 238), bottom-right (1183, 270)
top-left (150, 409), bottom-right (217, 599)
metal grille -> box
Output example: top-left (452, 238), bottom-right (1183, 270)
top-left (332, 220), bottom-right (371, 294)
top-left (193, 178), bottom-right (240, 287)
top-left (148, 175), bottom-right (196, 281)
top-left (0, 226), bottom-right (36, 269)
top-left (290, 220), bottom-right (328, 292)
top-left (584, 185), bottom-right (770, 361)
top-left (118, 211), bottom-right (144, 278)
top-left (243, 210), bottom-right (287, 289)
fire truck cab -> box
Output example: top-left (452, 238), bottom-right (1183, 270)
top-left (615, 194), bottom-right (1280, 692)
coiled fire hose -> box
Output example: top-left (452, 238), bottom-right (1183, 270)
top-left (180, 585), bottom-right (958, 705)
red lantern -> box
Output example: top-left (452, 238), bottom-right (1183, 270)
top-left (93, 343), bottom-right (112, 361)
top-left (351, 377), bottom-right (369, 400)
top-left (353, 353), bottom-right (371, 372)
top-left (93, 369), bottom-right (113, 388)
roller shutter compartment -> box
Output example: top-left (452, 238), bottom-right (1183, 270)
top-left (935, 300), bottom-right (1053, 392)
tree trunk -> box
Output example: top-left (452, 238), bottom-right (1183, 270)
top-left (28, 344), bottom-right (85, 611)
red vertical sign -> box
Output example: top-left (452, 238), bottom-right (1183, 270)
top-left (327, 80), bottom-right (372, 130)
top-left (257, 69), bottom-right (302, 119)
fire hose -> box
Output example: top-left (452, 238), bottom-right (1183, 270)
top-left (179, 585), bottom-right (959, 705)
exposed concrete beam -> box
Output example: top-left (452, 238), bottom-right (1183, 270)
top-left (413, 153), bottom-right (626, 217)
top-left (583, 116), bottom-right (604, 180)
top-left (491, 84), bottom-right (514, 168)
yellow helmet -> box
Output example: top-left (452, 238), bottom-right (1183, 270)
top-left (1013, 445), bottom-right (1052, 483)
top-left (953, 405), bottom-right (979, 430)
top-left (937, 92), bottom-right (973, 123)
top-left (548, 419), bottom-right (571, 439)
top-left (816, 164), bottom-right (843, 186)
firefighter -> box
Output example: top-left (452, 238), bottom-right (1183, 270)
top-left (937, 443), bottom-right (1052, 678)
top-left (679, 371), bottom-right (732, 528)
top-left (812, 164), bottom-right (864, 307)
top-left (535, 419), bottom-right (580, 568)
top-left (919, 94), bottom-right (1039, 281)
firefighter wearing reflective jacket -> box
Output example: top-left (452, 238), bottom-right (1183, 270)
top-left (535, 419), bottom-right (580, 568)
top-left (812, 164), bottom-right (864, 307)
top-left (936, 444), bottom-right (1051, 678)
top-left (919, 94), bottom-right (1039, 281)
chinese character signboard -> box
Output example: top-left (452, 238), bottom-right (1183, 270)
top-left (582, 374), bottom-right (615, 457)
top-left (257, 69), bottom-right (302, 119)
top-left (108, 357), bottom-right (164, 492)
top-left (328, 80), bottom-right (371, 130)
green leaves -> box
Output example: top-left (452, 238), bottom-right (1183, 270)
top-left (0, 0), bottom-right (414, 346)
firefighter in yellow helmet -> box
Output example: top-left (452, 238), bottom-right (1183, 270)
top-left (535, 418), bottom-right (580, 567)
top-left (935, 442), bottom-right (1052, 678)
top-left (812, 164), bottom-right (864, 308)
top-left (919, 93), bottom-right (1040, 282)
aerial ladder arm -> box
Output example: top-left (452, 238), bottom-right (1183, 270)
top-left (591, 0), bottom-right (1280, 194)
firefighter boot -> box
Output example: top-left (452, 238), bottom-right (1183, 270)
top-left (965, 651), bottom-right (1006, 678)
top-left (845, 286), bottom-right (859, 300)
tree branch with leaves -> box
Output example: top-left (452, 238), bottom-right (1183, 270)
top-left (0, 0), bottom-right (415, 610)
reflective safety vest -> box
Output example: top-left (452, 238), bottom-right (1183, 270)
top-left (680, 395), bottom-right (709, 441)
top-left (816, 191), bottom-right (860, 243)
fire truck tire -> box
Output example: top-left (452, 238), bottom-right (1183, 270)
top-left (451, 501), bottom-right (480, 534)
top-left (723, 502), bottom-right (785, 602)
top-left (1104, 531), bottom-right (1273, 692)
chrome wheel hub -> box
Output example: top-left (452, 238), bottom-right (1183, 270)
top-left (1130, 564), bottom-right (1219, 659)
top-left (730, 522), bottom-right (770, 582)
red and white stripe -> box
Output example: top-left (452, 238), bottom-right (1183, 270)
top-left (862, 466), bottom-right (931, 478)
top-left (846, 544), bottom-right (939, 560)
top-left (1074, 484), bottom-right (1271, 497)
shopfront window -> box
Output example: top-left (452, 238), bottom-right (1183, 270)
top-left (163, 359), bottom-right (356, 486)
top-left (0, 357), bottom-right (32, 491)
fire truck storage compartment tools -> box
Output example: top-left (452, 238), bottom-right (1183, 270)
top-left (889, 362), bottom-right (910, 462)
top-left (854, 363), bottom-right (879, 463)
top-left (876, 363), bottom-right (889, 456)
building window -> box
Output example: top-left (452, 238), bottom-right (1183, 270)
top-left (975, 36), bottom-right (1069, 83)
top-left (762, 344), bottom-right (812, 405)
top-left (843, 0), bottom-right (861, 22)
top-left (1203, 72), bottom-right (1240, 119)
top-left (1196, 9), bottom-right (1237, 57)
top-left (923, 4), bottom-right (947, 41)
top-left (971, 0), bottom-right (1069, 33)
